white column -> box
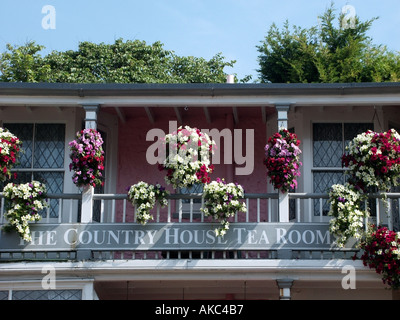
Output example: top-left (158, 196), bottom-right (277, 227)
top-left (83, 104), bottom-right (100, 129)
top-left (278, 192), bottom-right (290, 222)
top-left (276, 105), bottom-right (290, 130)
top-left (80, 104), bottom-right (100, 223)
top-left (276, 105), bottom-right (290, 222)
top-left (276, 279), bottom-right (294, 300)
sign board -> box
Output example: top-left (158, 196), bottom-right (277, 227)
top-left (0, 222), bottom-right (349, 251)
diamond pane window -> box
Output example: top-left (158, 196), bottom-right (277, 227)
top-left (12, 289), bottom-right (82, 300)
top-left (33, 124), bottom-right (65, 168)
top-left (312, 122), bottom-right (373, 216)
top-left (179, 183), bottom-right (203, 204)
top-left (5, 123), bottom-right (33, 168)
top-left (313, 123), bottom-right (342, 167)
top-left (0, 291), bottom-right (9, 300)
top-left (3, 123), bottom-right (66, 219)
top-left (313, 171), bottom-right (344, 216)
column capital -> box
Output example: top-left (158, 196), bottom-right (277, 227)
top-left (82, 104), bottom-right (100, 130)
top-left (276, 278), bottom-right (294, 300)
top-left (275, 104), bottom-right (291, 130)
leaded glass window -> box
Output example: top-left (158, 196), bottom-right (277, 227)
top-left (11, 289), bottom-right (82, 300)
top-left (312, 123), bottom-right (373, 216)
top-left (0, 291), bottom-right (9, 300)
top-left (3, 123), bottom-right (66, 218)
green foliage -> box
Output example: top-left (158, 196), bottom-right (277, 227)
top-left (0, 39), bottom-right (236, 84)
top-left (0, 42), bottom-right (51, 82)
top-left (257, 3), bottom-right (400, 83)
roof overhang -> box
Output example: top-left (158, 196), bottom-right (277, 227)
top-left (0, 82), bottom-right (399, 108)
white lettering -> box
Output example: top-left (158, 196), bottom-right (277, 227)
top-left (147, 230), bottom-right (157, 245)
top-left (247, 230), bottom-right (257, 244)
top-left (276, 228), bottom-right (287, 244)
top-left (233, 228), bottom-right (246, 244)
top-left (288, 230), bottom-right (301, 245)
top-left (94, 230), bottom-right (106, 245)
top-left (134, 230), bottom-right (145, 244)
top-left (165, 228), bottom-right (179, 245)
top-left (259, 230), bottom-right (270, 244)
top-left (302, 230), bottom-right (315, 245)
top-left (64, 228), bottom-right (77, 245)
top-left (79, 230), bottom-right (92, 245)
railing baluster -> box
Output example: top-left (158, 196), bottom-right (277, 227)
top-left (45, 198), bottom-right (50, 223)
top-left (376, 196), bottom-right (380, 226)
top-left (319, 198), bottom-right (323, 222)
top-left (308, 198), bottom-right (312, 222)
top-left (167, 200), bottom-right (171, 223)
top-left (69, 201), bottom-right (73, 223)
top-left (111, 199), bottom-right (116, 223)
top-left (133, 204), bottom-right (137, 223)
top-left (178, 199), bottom-right (182, 223)
top-left (58, 198), bottom-right (62, 223)
top-left (0, 196), bottom-right (4, 224)
top-left (296, 198), bottom-right (301, 223)
top-left (246, 198), bottom-right (249, 222)
top-left (388, 198), bottom-right (393, 230)
top-left (201, 197), bottom-right (204, 223)
top-left (189, 199), bottom-right (193, 223)
top-left (268, 198), bottom-right (272, 222)
top-left (122, 199), bottom-right (127, 223)
top-left (100, 199), bottom-right (105, 223)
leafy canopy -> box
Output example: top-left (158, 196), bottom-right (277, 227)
top-left (0, 39), bottom-right (237, 83)
top-left (257, 3), bottom-right (400, 83)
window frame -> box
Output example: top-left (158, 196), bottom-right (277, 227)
top-left (311, 121), bottom-right (374, 219)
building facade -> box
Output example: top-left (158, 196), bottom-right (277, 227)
top-left (0, 82), bottom-right (400, 300)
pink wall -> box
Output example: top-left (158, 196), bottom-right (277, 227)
top-left (117, 107), bottom-right (268, 191)
top-left (115, 107), bottom-right (271, 222)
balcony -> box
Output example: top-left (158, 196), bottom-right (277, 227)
top-left (1, 191), bottom-right (398, 262)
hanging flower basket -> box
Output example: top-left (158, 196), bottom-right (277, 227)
top-left (342, 129), bottom-right (400, 192)
top-left (358, 225), bottom-right (400, 289)
top-left (264, 129), bottom-right (302, 193)
top-left (0, 127), bottom-right (22, 182)
top-left (69, 129), bottom-right (105, 188)
top-left (328, 183), bottom-right (368, 247)
top-left (127, 181), bottom-right (169, 225)
top-left (201, 178), bottom-right (247, 237)
top-left (2, 181), bottom-right (48, 242)
top-left (158, 126), bottom-right (215, 189)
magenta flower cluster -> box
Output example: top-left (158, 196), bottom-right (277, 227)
top-left (69, 129), bottom-right (105, 188)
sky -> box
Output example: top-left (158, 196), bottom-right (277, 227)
top-left (1, 0), bottom-right (400, 81)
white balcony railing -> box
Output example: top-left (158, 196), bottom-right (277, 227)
top-left (0, 192), bottom-right (399, 261)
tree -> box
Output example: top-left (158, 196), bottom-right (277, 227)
top-left (0, 39), bottom-right (236, 83)
top-left (0, 42), bottom-right (51, 82)
top-left (257, 3), bottom-right (400, 83)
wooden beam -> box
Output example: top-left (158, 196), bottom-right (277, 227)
top-left (174, 107), bottom-right (183, 124)
top-left (232, 107), bottom-right (239, 124)
top-left (261, 107), bottom-right (267, 124)
top-left (114, 107), bottom-right (126, 124)
top-left (203, 106), bottom-right (211, 124)
top-left (144, 107), bottom-right (155, 124)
